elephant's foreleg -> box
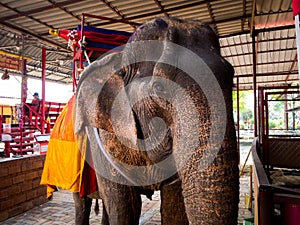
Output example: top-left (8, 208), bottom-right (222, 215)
top-left (179, 147), bottom-right (239, 225)
top-left (160, 180), bottom-right (188, 225)
top-left (73, 192), bottom-right (93, 225)
top-left (98, 178), bottom-right (142, 225)
top-left (101, 203), bottom-right (109, 225)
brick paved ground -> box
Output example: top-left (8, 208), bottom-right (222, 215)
top-left (1, 174), bottom-right (252, 225)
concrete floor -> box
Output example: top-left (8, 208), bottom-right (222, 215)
top-left (1, 173), bottom-right (252, 225)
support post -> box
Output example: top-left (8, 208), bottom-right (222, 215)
top-left (72, 44), bottom-right (77, 92)
top-left (258, 187), bottom-right (273, 225)
top-left (4, 141), bottom-right (11, 158)
top-left (0, 106), bottom-right (2, 137)
top-left (236, 76), bottom-right (240, 164)
top-left (295, 15), bottom-right (300, 87)
top-left (284, 90), bottom-right (288, 130)
top-left (20, 38), bottom-right (27, 155)
top-left (252, 29), bottom-right (258, 137)
top-left (79, 14), bottom-right (85, 73)
top-left (41, 48), bottom-right (46, 134)
top-left (258, 87), bottom-right (264, 144)
top-left (4, 141), bottom-right (11, 157)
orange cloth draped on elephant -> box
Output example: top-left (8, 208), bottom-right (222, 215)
top-left (40, 95), bottom-right (97, 199)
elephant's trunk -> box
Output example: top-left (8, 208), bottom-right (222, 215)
top-left (179, 146), bottom-right (239, 224)
top-left (178, 88), bottom-right (239, 225)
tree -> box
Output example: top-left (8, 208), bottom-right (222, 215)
top-left (241, 108), bottom-right (253, 122)
top-left (232, 91), bottom-right (247, 113)
top-left (232, 90), bottom-right (254, 127)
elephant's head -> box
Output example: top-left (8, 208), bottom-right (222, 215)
top-left (75, 17), bottom-right (238, 224)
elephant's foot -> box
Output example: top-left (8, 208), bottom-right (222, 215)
top-left (73, 192), bottom-right (93, 225)
top-left (101, 203), bottom-right (109, 225)
top-left (98, 179), bottom-right (142, 225)
top-left (160, 180), bottom-right (189, 225)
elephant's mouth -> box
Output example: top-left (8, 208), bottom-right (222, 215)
top-left (132, 99), bottom-right (174, 165)
top-left (146, 128), bottom-right (173, 164)
top-left (90, 120), bottom-right (177, 187)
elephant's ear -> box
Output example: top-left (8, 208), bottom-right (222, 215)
top-left (74, 52), bottom-right (137, 144)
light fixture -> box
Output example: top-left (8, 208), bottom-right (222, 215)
top-left (1, 70), bottom-right (10, 80)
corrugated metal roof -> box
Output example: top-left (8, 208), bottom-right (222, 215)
top-left (0, 0), bottom-right (298, 90)
top-left (222, 25), bottom-right (298, 90)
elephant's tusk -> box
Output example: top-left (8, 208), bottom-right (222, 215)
top-left (90, 126), bottom-right (138, 186)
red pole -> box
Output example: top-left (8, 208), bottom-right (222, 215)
top-left (20, 58), bottom-right (27, 155)
top-left (4, 141), bottom-right (10, 157)
top-left (258, 87), bottom-right (263, 144)
top-left (252, 29), bottom-right (258, 137)
top-left (41, 48), bottom-right (46, 134)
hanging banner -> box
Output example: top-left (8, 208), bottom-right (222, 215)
top-left (0, 55), bottom-right (22, 72)
top-left (293, 0), bottom-right (300, 17)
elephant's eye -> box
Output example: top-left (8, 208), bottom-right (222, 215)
top-left (117, 68), bottom-right (126, 77)
top-left (152, 81), bottom-right (164, 93)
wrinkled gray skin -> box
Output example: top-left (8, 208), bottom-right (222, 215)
top-left (73, 193), bottom-right (93, 225)
top-left (75, 17), bottom-right (239, 225)
top-left (73, 193), bottom-right (109, 225)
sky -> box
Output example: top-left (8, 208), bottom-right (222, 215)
top-left (0, 75), bottom-right (74, 106)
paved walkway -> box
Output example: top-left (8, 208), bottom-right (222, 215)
top-left (1, 175), bottom-right (252, 225)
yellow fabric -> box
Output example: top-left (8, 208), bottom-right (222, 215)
top-left (40, 96), bottom-right (85, 198)
top-left (50, 96), bottom-right (76, 141)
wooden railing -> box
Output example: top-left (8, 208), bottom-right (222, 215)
top-left (0, 101), bottom-right (65, 157)
top-left (24, 101), bottom-right (65, 132)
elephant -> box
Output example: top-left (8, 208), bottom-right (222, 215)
top-left (73, 192), bottom-right (94, 225)
top-left (74, 17), bottom-right (239, 225)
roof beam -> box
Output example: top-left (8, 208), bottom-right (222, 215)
top-left (255, 24), bottom-right (295, 33)
top-left (232, 60), bottom-right (297, 68)
top-left (207, 14), bottom-right (252, 26)
top-left (91, 0), bottom-right (220, 26)
top-left (250, 0), bottom-right (256, 35)
top-left (221, 36), bottom-right (295, 48)
top-left (100, 0), bottom-right (136, 29)
top-left (29, 74), bottom-right (72, 83)
top-left (0, 68), bottom-right (71, 84)
top-left (235, 71), bottom-right (299, 78)
top-left (224, 47), bottom-right (297, 59)
top-left (285, 54), bottom-right (298, 82)
top-left (256, 9), bottom-right (292, 16)
top-left (93, 12), bottom-right (252, 32)
top-left (242, 0), bottom-right (247, 32)
top-left (234, 78), bottom-right (300, 87)
top-left (0, 21), bottom-right (68, 51)
top-left (153, 0), bottom-right (169, 17)
top-left (47, 0), bottom-right (82, 23)
top-left (206, 1), bottom-right (218, 35)
top-left (0, 0), bottom-right (84, 21)
top-left (0, 2), bottom-right (54, 29)
top-left (220, 30), bottom-right (251, 38)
